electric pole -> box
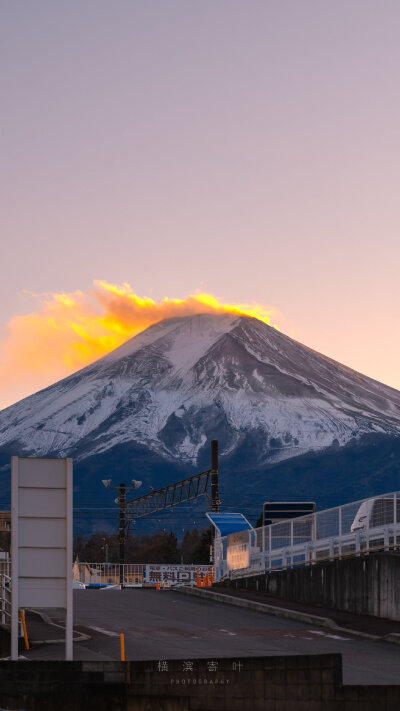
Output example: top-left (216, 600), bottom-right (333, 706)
top-left (119, 483), bottom-right (126, 587)
top-left (210, 439), bottom-right (220, 574)
top-left (102, 477), bottom-right (142, 588)
top-left (211, 440), bottom-right (220, 513)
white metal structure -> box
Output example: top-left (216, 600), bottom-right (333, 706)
top-left (11, 457), bottom-right (73, 660)
top-left (214, 491), bottom-right (400, 581)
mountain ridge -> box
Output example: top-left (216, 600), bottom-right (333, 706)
top-left (1, 312), bottom-right (399, 467)
top-left (1, 312), bottom-right (400, 532)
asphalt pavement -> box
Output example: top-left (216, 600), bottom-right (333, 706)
top-left (21, 588), bottom-right (400, 686)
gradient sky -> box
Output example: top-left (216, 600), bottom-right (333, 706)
top-left (1, 1), bottom-right (400, 409)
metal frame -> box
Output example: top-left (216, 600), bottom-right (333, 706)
top-left (126, 469), bottom-right (212, 520)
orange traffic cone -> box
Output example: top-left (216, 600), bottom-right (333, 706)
top-left (156, 580), bottom-right (160, 590)
top-left (204, 572), bottom-right (209, 587)
top-left (196, 568), bottom-right (201, 587)
top-left (210, 568), bottom-right (213, 586)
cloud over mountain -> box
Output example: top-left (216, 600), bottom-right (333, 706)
top-left (0, 282), bottom-right (277, 409)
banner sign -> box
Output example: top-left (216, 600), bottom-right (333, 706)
top-left (144, 564), bottom-right (211, 586)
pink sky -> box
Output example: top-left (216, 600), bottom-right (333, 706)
top-left (1, 1), bottom-right (399, 410)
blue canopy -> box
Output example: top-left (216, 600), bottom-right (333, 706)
top-left (206, 512), bottom-right (253, 537)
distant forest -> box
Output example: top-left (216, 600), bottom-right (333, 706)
top-left (73, 527), bottom-right (213, 565)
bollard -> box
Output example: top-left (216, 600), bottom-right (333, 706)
top-left (120, 633), bottom-right (125, 661)
top-left (20, 610), bottom-right (30, 651)
top-left (156, 580), bottom-right (160, 590)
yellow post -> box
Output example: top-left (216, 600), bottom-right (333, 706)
top-left (120, 633), bottom-right (125, 661)
top-left (20, 609), bottom-right (30, 651)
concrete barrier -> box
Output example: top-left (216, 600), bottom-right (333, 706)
top-left (222, 552), bottom-right (400, 621)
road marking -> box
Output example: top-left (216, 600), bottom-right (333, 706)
top-left (88, 626), bottom-right (120, 637)
top-left (309, 630), bottom-right (350, 640)
top-left (324, 634), bottom-right (350, 640)
top-left (219, 628), bottom-right (237, 636)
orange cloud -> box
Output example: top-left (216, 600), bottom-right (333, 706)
top-left (0, 281), bottom-right (278, 409)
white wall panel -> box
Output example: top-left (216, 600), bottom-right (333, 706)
top-left (19, 578), bottom-right (66, 608)
top-left (18, 458), bottom-right (66, 488)
top-left (19, 518), bottom-right (66, 548)
top-left (11, 457), bottom-right (73, 659)
top-left (19, 548), bottom-right (66, 578)
top-left (19, 488), bottom-right (66, 518)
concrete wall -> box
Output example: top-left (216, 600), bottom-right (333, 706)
top-left (0, 623), bottom-right (25, 658)
top-left (0, 623), bottom-right (11, 657)
top-left (221, 552), bottom-right (400, 620)
top-left (0, 655), bottom-right (399, 711)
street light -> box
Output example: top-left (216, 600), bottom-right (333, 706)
top-left (102, 478), bottom-right (142, 587)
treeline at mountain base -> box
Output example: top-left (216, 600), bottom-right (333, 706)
top-left (73, 527), bottom-right (212, 565)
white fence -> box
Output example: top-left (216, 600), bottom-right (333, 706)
top-left (75, 563), bottom-right (145, 586)
top-left (74, 562), bottom-right (212, 587)
top-left (214, 491), bottom-right (400, 581)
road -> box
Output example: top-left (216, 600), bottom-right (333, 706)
top-left (24, 589), bottom-right (400, 685)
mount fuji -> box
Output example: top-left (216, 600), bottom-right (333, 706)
top-left (1, 313), bottom-right (400, 528)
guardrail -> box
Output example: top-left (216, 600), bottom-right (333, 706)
top-left (214, 490), bottom-right (400, 581)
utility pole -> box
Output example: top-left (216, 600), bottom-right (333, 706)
top-left (102, 477), bottom-right (142, 589)
top-left (210, 440), bottom-right (220, 574)
top-left (119, 483), bottom-right (126, 587)
top-left (211, 440), bottom-right (220, 513)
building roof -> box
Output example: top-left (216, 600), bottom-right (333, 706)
top-left (206, 512), bottom-right (253, 537)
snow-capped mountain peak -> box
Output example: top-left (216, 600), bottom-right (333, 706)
top-left (1, 313), bottom-right (400, 467)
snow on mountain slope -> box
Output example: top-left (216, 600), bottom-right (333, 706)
top-left (1, 313), bottom-right (400, 465)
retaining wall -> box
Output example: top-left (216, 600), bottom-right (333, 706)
top-left (221, 552), bottom-right (400, 620)
top-left (0, 655), bottom-right (399, 711)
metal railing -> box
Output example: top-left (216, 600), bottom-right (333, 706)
top-left (76, 563), bottom-right (146, 586)
top-left (1, 572), bottom-right (11, 626)
top-left (0, 560), bottom-right (11, 579)
top-left (74, 562), bottom-right (212, 587)
top-left (214, 491), bottom-right (400, 581)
